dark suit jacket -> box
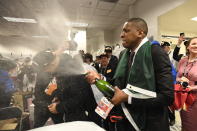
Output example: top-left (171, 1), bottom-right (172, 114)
top-left (115, 44), bottom-right (174, 131)
top-left (33, 72), bottom-right (53, 106)
top-left (173, 46), bottom-right (183, 62)
top-left (109, 55), bottom-right (118, 71)
top-left (98, 63), bottom-right (116, 85)
top-left (55, 74), bottom-right (100, 124)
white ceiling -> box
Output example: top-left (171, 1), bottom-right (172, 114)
top-left (159, 0), bottom-right (197, 34)
top-left (0, 0), bottom-right (136, 37)
top-left (0, 0), bottom-right (137, 50)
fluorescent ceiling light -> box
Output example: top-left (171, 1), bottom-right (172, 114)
top-left (3, 16), bottom-right (37, 23)
top-left (191, 17), bottom-right (197, 21)
top-left (32, 35), bottom-right (49, 38)
top-left (65, 22), bottom-right (88, 27)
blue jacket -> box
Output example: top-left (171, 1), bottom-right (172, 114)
top-left (0, 70), bottom-right (15, 93)
top-left (0, 70), bottom-right (15, 107)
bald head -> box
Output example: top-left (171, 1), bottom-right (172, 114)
top-left (127, 18), bottom-right (148, 35)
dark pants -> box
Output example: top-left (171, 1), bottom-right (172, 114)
top-left (34, 105), bottom-right (64, 128)
top-left (168, 110), bottom-right (175, 121)
top-left (99, 116), bottom-right (135, 131)
top-left (0, 94), bottom-right (11, 108)
top-left (168, 107), bottom-right (175, 126)
top-left (110, 118), bottom-right (135, 131)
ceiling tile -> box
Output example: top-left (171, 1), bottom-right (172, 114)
top-left (92, 16), bottom-right (117, 25)
top-left (80, 0), bottom-right (97, 8)
top-left (109, 11), bottom-right (123, 17)
top-left (88, 23), bottom-right (115, 30)
top-left (97, 1), bottom-right (115, 10)
top-left (58, 0), bottom-right (80, 9)
top-left (92, 15), bottom-right (116, 23)
top-left (92, 15), bottom-right (108, 21)
top-left (122, 11), bottom-right (129, 18)
top-left (113, 4), bottom-right (129, 12)
top-left (78, 15), bottom-right (91, 20)
top-left (118, 0), bottom-right (136, 5)
top-left (107, 17), bottom-right (119, 23)
top-left (65, 15), bottom-right (77, 21)
top-left (78, 7), bottom-right (94, 16)
top-left (94, 9), bottom-right (110, 16)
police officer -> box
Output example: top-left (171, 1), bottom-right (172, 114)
top-left (98, 53), bottom-right (116, 85)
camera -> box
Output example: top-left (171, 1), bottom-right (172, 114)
top-left (180, 81), bottom-right (189, 88)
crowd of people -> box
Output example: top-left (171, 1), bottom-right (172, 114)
top-left (0, 17), bottom-right (197, 131)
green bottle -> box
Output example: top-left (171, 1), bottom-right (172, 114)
top-left (95, 78), bottom-right (114, 99)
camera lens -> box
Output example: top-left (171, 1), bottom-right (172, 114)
top-left (181, 82), bottom-right (188, 88)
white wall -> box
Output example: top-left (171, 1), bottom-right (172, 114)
top-left (104, 30), bottom-right (114, 46)
top-left (112, 4), bottom-right (135, 46)
top-left (112, 24), bottom-right (123, 46)
top-left (133, 0), bottom-right (187, 40)
top-left (86, 28), bottom-right (116, 57)
top-left (86, 29), bottom-right (105, 56)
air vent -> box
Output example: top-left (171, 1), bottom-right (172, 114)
top-left (99, 0), bottom-right (119, 3)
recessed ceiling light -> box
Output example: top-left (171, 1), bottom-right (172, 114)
top-left (3, 16), bottom-right (37, 23)
top-left (191, 17), bottom-right (197, 21)
top-left (65, 22), bottom-right (88, 27)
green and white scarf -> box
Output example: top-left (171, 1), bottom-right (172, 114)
top-left (114, 41), bottom-right (156, 98)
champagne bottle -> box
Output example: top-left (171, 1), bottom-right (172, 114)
top-left (95, 78), bottom-right (114, 99)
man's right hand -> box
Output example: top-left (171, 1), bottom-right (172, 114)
top-left (85, 70), bottom-right (101, 84)
top-left (48, 103), bottom-right (58, 114)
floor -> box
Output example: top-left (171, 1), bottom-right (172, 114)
top-left (170, 111), bottom-right (182, 131)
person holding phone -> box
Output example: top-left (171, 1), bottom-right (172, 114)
top-left (173, 33), bottom-right (189, 62)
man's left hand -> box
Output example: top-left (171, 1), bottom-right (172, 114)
top-left (48, 103), bottom-right (58, 114)
top-left (111, 87), bottom-right (128, 105)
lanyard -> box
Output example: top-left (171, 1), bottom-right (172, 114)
top-left (183, 60), bottom-right (196, 78)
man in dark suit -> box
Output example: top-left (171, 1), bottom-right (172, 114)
top-left (86, 18), bottom-right (174, 131)
top-left (104, 46), bottom-right (118, 71)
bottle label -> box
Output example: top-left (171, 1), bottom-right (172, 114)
top-left (95, 97), bottom-right (114, 119)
